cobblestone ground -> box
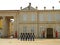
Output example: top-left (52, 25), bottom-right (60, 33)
top-left (0, 38), bottom-right (60, 45)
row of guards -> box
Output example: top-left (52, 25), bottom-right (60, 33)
top-left (19, 33), bottom-right (35, 41)
top-left (14, 31), bottom-right (58, 39)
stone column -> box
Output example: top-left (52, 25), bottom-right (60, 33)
top-left (16, 12), bottom-right (20, 38)
top-left (2, 16), bottom-right (8, 37)
top-left (37, 12), bottom-right (39, 38)
top-left (14, 15), bottom-right (18, 37)
top-left (17, 14), bottom-right (20, 38)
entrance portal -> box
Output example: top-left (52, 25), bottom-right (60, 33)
top-left (47, 28), bottom-right (53, 38)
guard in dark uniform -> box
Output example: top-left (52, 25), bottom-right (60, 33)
top-left (29, 33), bottom-right (30, 40)
top-left (30, 33), bottom-right (32, 41)
top-left (22, 33), bottom-right (25, 40)
top-left (27, 33), bottom-right (30, 41)
top-left (20, 33), bottom-right (23, 40)
top-left (25, 33), bottom-right (28, 41)
top-left (24, 33), bottom-right (26, 40)
top-left (32, 33), bottom-right (35, 41)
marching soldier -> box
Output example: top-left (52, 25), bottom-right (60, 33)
top-left (23, 33), bottom-right (25, 40)
top-left (25, 33), bottom-right (28, 41)
top-left (32, 33), bottom-right (35, 41)
top-left (30, 33), bottom-right (32, 41)
top-left (20, 33), bottom-right (23, 40)
top-left (27, 33), bottom-right (30, 41)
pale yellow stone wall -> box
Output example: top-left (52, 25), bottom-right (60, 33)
top-left (18, 10), bottom-right (60, 38)
top-left (0, 10), bottom-right (60, 38)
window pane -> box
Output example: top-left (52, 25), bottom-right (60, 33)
top-left (55, 14), bottom-right (60, 21)
top-left (39, 26), bottom-right (45, 38)
top-left (23, 26), bottom-right (27, 33)
top-left (31, 14), bottom-right (35, 21)
top-left (31, 26), bottom-right (34, 33)
top-left (47, 14), bottom-right (52, 21)
top-left (39, 14), bottom-right (44, 21)
top-left (23, 15), bottom-right (27, 21)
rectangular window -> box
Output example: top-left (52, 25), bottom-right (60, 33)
top-left (23, 15), bottom-right (27, 21)
top-left (47, 14), bottom-right (52, 21)
top-left (39, 26), bottom-right (45, 38)
top-left (23, 26), bottom-right (27, 33)
top-left (55, 14), bottom-right (60, 21)
top-left (31, 26), bottom-right (34, 33)
top-left (31, 14), bottom-right (35, 21)
top-left (39, 14), bottom-right (44, 21)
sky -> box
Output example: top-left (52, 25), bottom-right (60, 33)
top-left (0, 0), bottom-right (60, 10)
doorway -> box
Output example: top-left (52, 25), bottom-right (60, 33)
top-left (47, 28), bottom-right (53, 38)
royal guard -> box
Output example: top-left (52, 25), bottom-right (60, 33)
top-left (56, 31), bottom-right (58, 38)
top-left (15, 31), bottom-right (17, 38)
top-left (43, 31), bottom-right (45, 38)
top-left (32, 33), bottom-right (35, 41)
top-left (20, 33), bottom-right (23, 40)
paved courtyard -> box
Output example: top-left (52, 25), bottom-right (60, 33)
top-left (0, 39), bottom-right (60, 45)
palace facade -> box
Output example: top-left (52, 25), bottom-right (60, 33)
top-left (0, 3), bottom-right (60, 38)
